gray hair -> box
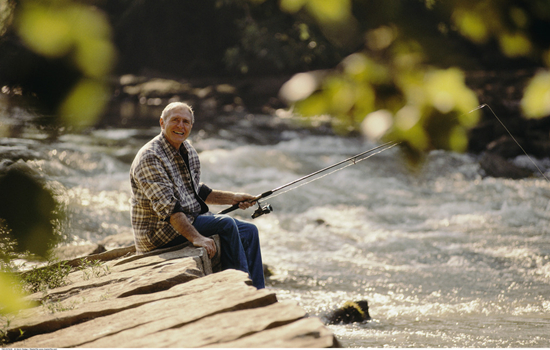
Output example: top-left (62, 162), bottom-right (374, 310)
top-left (160, 102), bottom-right (195, 124)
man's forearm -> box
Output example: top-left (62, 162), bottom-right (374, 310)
top-left (205, 190), bottom-right (257, 210)
top-left (204, 189), bottom-right (237, 205)
top-left (169, 212), bottom-right (216, 258)
top-left (169, 212), bottom-right (202, 241)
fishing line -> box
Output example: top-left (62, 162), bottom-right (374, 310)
top-left (267, 141), bottom-right (400, 200)
top-left (471, 103), bottom-right (549, 182)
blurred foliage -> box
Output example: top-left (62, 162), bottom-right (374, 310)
top-left (0, 168), bottom-right (62, 258)
top-left (521, 70), bottom-right (550, 119)
top-left (89, 0), bottom-right (352, 76)
top-left (2, 0), bottom-right (550, 134)
top-left (3, 0), bottom-right (548, 119)
top-left (0, 0), bottom-right (111, 314)
top-left (0, 0), bottom-right (115, 133)
top-left (0, 168), bottom-right (62, 316)
top-left (276, 0), bottom-right (550, 163)
top-left (445, 0), bottom-right (550, 120)
top-left (0, 270), bottom-right (36, 316)
top-left (221, 0), bottom-right (351, 74)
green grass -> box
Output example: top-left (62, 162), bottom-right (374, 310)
top-left (79, 258), bottom-right (111, 281)
top-left (19, 261), bottom-right (73, 294)
top-left (0, 258), bottom-right (112, 345)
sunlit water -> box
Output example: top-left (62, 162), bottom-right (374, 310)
top-left (2, 126), bottom-right (549, 347)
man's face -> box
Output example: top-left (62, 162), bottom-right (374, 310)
top-left (160, 108), bottom-right (193, 149)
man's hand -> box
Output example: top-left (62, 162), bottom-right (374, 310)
top-left (232, 192), bottom-right (257, 210)
top-left (192, 235), bottom-right (217, 259)
top-left (169, 212), bottom-right (217, 259)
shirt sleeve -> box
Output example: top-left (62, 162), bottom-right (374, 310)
top-left (198, 183), bottom-right (212, 201)
top-left (171, 201), bottom-right (185, 213)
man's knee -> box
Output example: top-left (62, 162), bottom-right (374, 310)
top-left (241, 220), bottom-right (257, 230)
top-left (238, 221), bottom-right (260, 243)
top-left (248, 223), bottom-right (259, 237)
top-left (216, 215), bottom-right (239, 234)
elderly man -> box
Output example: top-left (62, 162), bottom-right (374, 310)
top-left (130, 102), bottom-right (265, 289)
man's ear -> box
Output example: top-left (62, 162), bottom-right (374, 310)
top-left (159, 117), bottom-right (164, 130)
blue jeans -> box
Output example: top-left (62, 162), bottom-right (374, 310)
top-left (192, 214), bottom-right (265, 289)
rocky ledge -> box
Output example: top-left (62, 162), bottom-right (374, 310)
top-left (2, 236), bottom-right (339, 348)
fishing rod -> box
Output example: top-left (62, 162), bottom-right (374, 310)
top-left (220, 104), bottom-right (546, 219)
top-left (218, 141), bottom-right (400, 218)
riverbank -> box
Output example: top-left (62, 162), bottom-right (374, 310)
top-left (101, 70), bottom-right (550, 149)
top-left (97, 70), bottom-right (550, 179)
top-left (2, 69), bottom-right (548, 179)
top-left (2, 237), bottom-right (340, 348)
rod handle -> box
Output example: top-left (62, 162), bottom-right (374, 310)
top-left (217, 190), bottom-right (273, 215)
top-left (218, 203), bottom-right (240, 215)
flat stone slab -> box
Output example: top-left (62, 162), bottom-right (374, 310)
top-left (4, 239), bottom-right (339, 348)
top-left (115, 300), bottom-right (308, 348)
top-left (14, 249), bottom-right (207, 326)
top-left (209, 317), bottom-right (338, 348)
top-left (10, 270), bottom-right (277, 348)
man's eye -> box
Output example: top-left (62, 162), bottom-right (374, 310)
top-left (170, 118), bottom-right (191, 125)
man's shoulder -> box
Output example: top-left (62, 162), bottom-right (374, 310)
top-left (142, 134), bottom-right (165, 152)
top-left (131, 134), bottom-right (167, 167)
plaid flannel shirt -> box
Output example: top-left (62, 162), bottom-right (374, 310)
top-left (130, 133), bottom-right (209, 253)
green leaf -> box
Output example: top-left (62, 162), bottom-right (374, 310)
top-left (448, 125), bottom-right (468, 153)
top-left (59, 79), bottom-right (110, 128)
top-left (453, 9), bottom-right (489, 44)
top-left (499, 32), bottom-right (532, 57)
top-left (279, 0), bottom-right (308, 14)
top-left (295, 92), bottom-right (329, 116)
top-left (306, 0), bottom-right (351, 23)
top-left (0, 272), bottom-right (36, 315)
top-left (16, 3), bottom-right (72, 57)
top-left (521, 70), bottom-right (550, 119)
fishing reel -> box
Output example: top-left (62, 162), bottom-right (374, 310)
top-left (251, 202), bottom-right (273, 219)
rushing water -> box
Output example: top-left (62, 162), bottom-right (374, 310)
top-left (2, 120), bottom-right (550, 347)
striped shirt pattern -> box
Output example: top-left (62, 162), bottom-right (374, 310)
top-left (130, 133), bottom-right (205, 253)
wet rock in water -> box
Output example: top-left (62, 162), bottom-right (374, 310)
top-left (479, 152), bottom-right (533, 179)
top-left (325, 300), bottom-right (371, 325)
top-left (263, 263), bottom-right (273, 278)
top-left (486, 135), bottom-right (526, 159)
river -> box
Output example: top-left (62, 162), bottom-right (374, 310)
top-left (2, 114), bottom-right (550, 347)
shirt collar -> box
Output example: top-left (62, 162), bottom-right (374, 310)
top-left (159, 132), bottom-right (183, 159)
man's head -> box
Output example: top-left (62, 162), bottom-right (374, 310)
top-left (160, 102), bottom-right (194, 149)
top-left (161, 102), bottom-right (195, 124)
